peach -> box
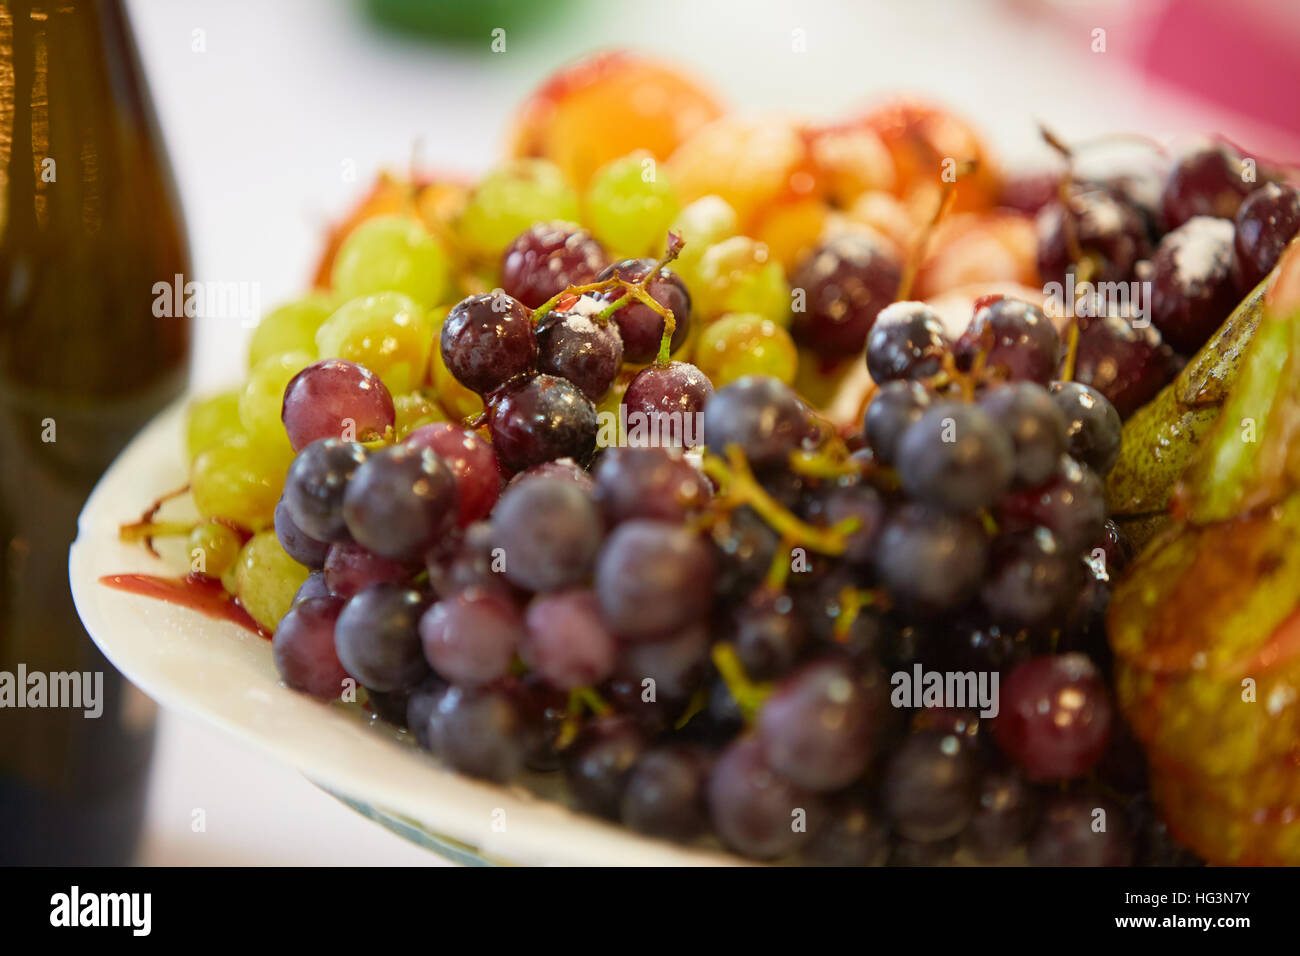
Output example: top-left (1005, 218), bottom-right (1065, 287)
top-left (509, 51), bottom-right (724, 189)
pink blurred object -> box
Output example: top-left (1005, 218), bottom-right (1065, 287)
top-left (1140, 0), bottom-right (1300, 146)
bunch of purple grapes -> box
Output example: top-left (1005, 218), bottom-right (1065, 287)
top-left (263, 211), bottom-right (1207, 865)
top-left (1031, 142), bottom-right (1300, 419)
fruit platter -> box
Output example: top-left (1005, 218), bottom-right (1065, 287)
top-left (70, 52), bottom-right (1300, 866)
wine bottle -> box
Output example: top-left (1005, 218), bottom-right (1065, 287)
top-left (0, 0), bottom-right (191, 864)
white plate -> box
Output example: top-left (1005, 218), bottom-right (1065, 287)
top-left (69, 398), bottom-right (742, 866)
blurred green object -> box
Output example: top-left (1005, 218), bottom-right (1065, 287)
top-left (362, 0), bottom-right (573, 42)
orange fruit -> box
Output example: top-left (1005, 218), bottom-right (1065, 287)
top-left (509, 51), bottom-right (724, 189)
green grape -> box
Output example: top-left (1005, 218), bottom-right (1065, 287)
top-left (429, 307), bottom-right (484, 422)
top-left (315, 292), bottom-right (433, 395)
top-left (186, 521), bottom-right (243, 579)
top-left (247, 292), bottom-right (334, 369)
top-left (185, 388), bottom-right (243, 463)
top-left (226, 530), bottom-right (309, 632)
top-left (458, 159), bottom-right (580, 259)
top-left (239, 349), bottom-right (314, 453)
top-left (330, 215), bottom-right (451, 307)
top-left (394, 389), bottom-right (448, 437)
top-left (191, 432), bottom-right (290, 531)
top-left (694, 236), bottom-right (791, 326)
top-left (694, 312), bottom-right (799, 387)
top-left (584, 151), bottom-right (680, 258)
top-left (670, 194), bottom-right (739, 289)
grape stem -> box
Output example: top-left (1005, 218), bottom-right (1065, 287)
top-left (555, 686), bottom-right (612, 750)
top-left (832, 586), bottom-right (889, 643)
top-left (710, 642), bottom-right (771, 723)
top-left (530, 232), bottom-right (685, 365)
top-left (896, 160), bottom-right (975, 301)
top-left (702, 445), bottom-right (861, 556)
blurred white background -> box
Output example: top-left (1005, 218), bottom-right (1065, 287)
top-left (122, 0), bottom-right (1292, 865)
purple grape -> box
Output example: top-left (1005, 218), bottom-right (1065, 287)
top-left (405, 676), bottom-right (446, 750)
top-left (419, 588), bottom-right (523, 687)
top-left (865, 301), bottom-right (951, 383)
top-left (275, 497), bottom-right (330, 569)
top-left (1150, 215), bottom-right (1240, 354)
top-left (732, 589), bottom-right (806, 681)
top-left (1161, 142), bottom-right (1253, 230)
top-left (425, 521), bottom-right (514, 600)
top-left (440, 292), bottom-right (537, 395)
top-left (942, 619), bottom-right (1034, 676)
top-left (334, 583), bottom-right (429, 692)
top-left (1071, 312), bottom-right (1178, 419)
top-left (621, 361), bottom-right (713, 448)
top-left (596, 259), bottom-right (691, 362)
top-left (616, 623), bottom-right (710, 701)
top-left (403, 423), bottom-right (501, 527)
top-left (563, 714), bottom-right (646, 819)
top-left (757, 657), bottom-right (883, 791)
top-left (490, 475), bottom-right (602, 593)
top-left (342, 444), bottom-right (458, 561)
top-left (1036, 186), bottom-right (1149, 284)
top-left (272, 596), bottom-right (348, 699)
top-left (501, 222), bottom-right (608, 308)
top-left (963, 769), bottom-right (1038, 862)
top-left (487, 373), bottom-right (598, 472)
top-left (620, 746), bottom-right (710, 841)
top-left (1028, 793), bottom-right (1132, 866)
top-left (895, 401), bottom-right (1014, 513)
top-left (996, 455), bottom-right (1106, 551)
top-left (792, 233), bottom-right (902, 359)
top-left (957, 297), bottom-right (1060, 385)
top-left (521, 589), bottom-right (617, 690)
top-left (709, 506), bottom-right (779, 597)
top-left (703, 376), bottom-right (806, 469)
top-left (1049, 380), bottom-right (1121, 475)
top-left (999, 169), bottom-right (1066, 217)
top-left (592, 446), bottom-right (711, 525)
top-left (707, 736), bottom-right (822, 860)
top-left (282, 438), bottom-right (367, 542)
top-left (980, 529), bottom-right (1079, 627)
top-left (977, 382), bottom-right (1068, 487)
top-left (291, 570), bottom-right (330, 607)
top-left (281, 358), bottom-right (394, 451)
top-left (795, 566), bottom-right (886, 658)
top-left (881, 729), bottom-right (978, 843)
top-left (511, 674), bottom-right (569, 772)
top-left (1234, 181), bottom-right (1300, 289)
top-left (322, 540), bottom-right (413, 598)
top-left (801, 795), bottom-right (888, 866)
top-left (875, 504), bottom-right (989, 614)
top-left (535, 310), bottom-right (624, 401)
top-left (504, 457), bottom-right (595, 493)
top-left (802, 481), bottom-right (885, 565)
top-left (427, 684), bottom-right (526, 783)
top-left (594, 520), bottom-right (715, 641)
top-left (863, 379), bottom-right (931, 465)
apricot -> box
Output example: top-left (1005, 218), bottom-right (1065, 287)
top-left (668, 115), bottom-right (811, 231)
top-left (509, 51), bottom-right (724, 189)
top-left (911, 211), bottom-right (1038, 300)
top-left (858, 99), bottom-right (1001, 215)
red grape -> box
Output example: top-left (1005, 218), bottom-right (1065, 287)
top-left (281, 358), bottom-right (394, 451)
